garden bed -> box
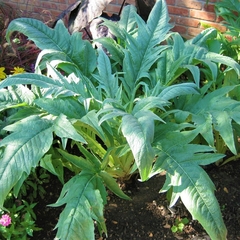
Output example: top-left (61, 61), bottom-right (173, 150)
top-left (33, 160), bottom-right (240, 240)
top-left (1, 1), bottom-right (240, 239)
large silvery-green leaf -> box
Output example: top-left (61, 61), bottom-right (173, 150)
top-left (94, 49), bottom-right (119, 99)
top-left (34, 97), bottom-right (86, 119)
top-left (35, 35), bottom-right (97, 77)
top-left (6, 18), bottom-right (71, 53)
top-left (118, 4), bottom-right (137, 34)
top-left (187, 27), bottom-right (217, 47)
top-left (53, 114), bottom-right (87, 145)
top-left (99, 96), bottom-right (168, 180)
top-left (0, 85), bottom-right (35, 112)
top-left (99, 171), bottom-right (131, 200)
top-left (50, 171), bottom-right (107, 240)
top-left (152, 129), bottom-right (227, 240)
top-left (102, 0), bottom-right (172, 96)
top-left (159, 30), bottom-right (240, 86)
top-left (0, 72), bottom-right (65, 90)
top-left (121, 111), bottom-right (159, 180)
top-left (0, 115), bottom-right (53, 207)
top-left (125, 0), bottom-right (172, 82)
top-left (205, 52), bottom-right (240, 76)
top-left (0, 65), bottom-right (98, 99)
top-left (77, 110), bottom-right (106, 142)
top-left (132, 96), bottom-right (169, 113)
top-left (183, 38), bottom-right (240, 76)
top-left (158, 83), bottom-right (199, 101)
top-left (180, 86), bottom-right (240, 154)
top-left (6, 18), bottom-right (97, 74)
top-left (153, 48), bottom-right (186, 86)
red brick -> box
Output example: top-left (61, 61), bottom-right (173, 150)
top-left (68, 0), bottom-right (77, 4)
top-left (176, 0), bottom-right (202, 10)
top-left (172, 25), bottom-right (187, 34)
top-left (126, 0), bottom-right (136, 5)
top-left (169, 15), bottom-right (176, 23)
top-left (216, 16), bottom-right (224, 23)
top-left (175, 16), bottom-right (200, 28)
top-left (0, 0), bottom-right (226, 38)
top-left (187, 27), bottom-right (203, 36)
top-left (168, 6), bottom-right (189, 17)
top-left (203, 3), bottom-right (215, 12)
top-left (33, 7), bottom-right (45, 14)
top-left (166, 0), bottom-right (175, 5)
top-left (56, 3), bottom-right (69, 11)
top-left (50, 10), bottom-right (63, 19)
top-left (110, 0), bottom-right (119, 4)
top-left (56, 0), bottom-right (68, 3)
top-left (41, 2), bottom-right (58, 10)
top-left (190, 9), bottom-right (216, 21)
top-left (105, 4), bottom-right (121, 14)
top-left (11, 0), bottom-right (25, 3)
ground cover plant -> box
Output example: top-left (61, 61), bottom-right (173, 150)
top-left (0, 0), bottom-right (240, 239)
top-left (214, 0), bottom-right (240, 63)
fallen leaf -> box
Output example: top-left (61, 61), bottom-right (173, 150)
top-left (149, 232), bottom-right (153, 237)
top-left (163, 223), bottom-right (171, 228)
top-left (223, 187), bottom-right (229, 193)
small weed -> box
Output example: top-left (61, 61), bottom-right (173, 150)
top-left (171, 217), bottom-right (189, 233)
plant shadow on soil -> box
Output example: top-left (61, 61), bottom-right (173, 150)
top-left (32, 160), bottom-right (240, 240)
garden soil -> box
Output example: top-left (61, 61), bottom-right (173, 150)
top-left (32, 160), bottom-right (240, 240)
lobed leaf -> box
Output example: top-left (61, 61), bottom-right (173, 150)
top-left (119, 0), bottom-right (172, 87)
top-left (99, 171), bottom-right (131, 200)
top-left (118, 5), bottom-right (137, 34)
top-left (132, 96), bottom-right (169, 114)
top-left (158, 83), bottom-right (199, 101)
top-left (6, 18), bottom-right (71, 54)
top-left (0, 73), bottom-right (58, 90)
top-left (0, 65), bottom-right (99, 99)
top-left (50, 172), bottom-right (107, 240)
top-left (57, 149), bottom-right (95, 172)
top-left (94, 49), bottom-right (119, 99)
top-left (153, 134), bottom-right (227, 240)
top-left (6, 18), bottom-right (97, 75)
top-left (121, 112), bottom-right (156, 180)
top-left (53, 114), bottom-right (87, 145)
top-left (0, 116), bottom-right (53, 207)
top-left (77, 110), bottom-right (106, 142)
top-left (205, 52), bottom-right (240, 76)
top-left (34, 97), bottom-right (86, 119)
top-left (40, 154), bottom-right (64, 184)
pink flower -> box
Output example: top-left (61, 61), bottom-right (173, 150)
top-left (0, 214), bottom-right (11, 227)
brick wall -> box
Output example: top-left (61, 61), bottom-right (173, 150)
top-left (1, 0), bottom-right (226, 38)
top-left (166, 0), bottom-right (226, 37)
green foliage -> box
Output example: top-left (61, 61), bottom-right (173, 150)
top-left (213, 0), bottom-right (240, 63)
top-left (0, 194), bottom-right (41, 240)
top-left (1, 0), bottom-right (240, 239)
top-left (171, 217), bottom-right (189, 233)
top-left (215, 0), bottom-right (240, 33)
top-left (15, 168), bottom-right (50, 202)
top-left (49, 171), bottom-right (107, 240)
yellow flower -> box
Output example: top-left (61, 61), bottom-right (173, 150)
top-left (0, 67), bottom-right (7, 80)
top-left (11, 67), bottom-right (25, 75)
